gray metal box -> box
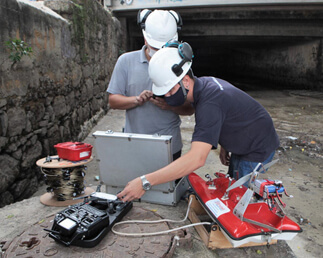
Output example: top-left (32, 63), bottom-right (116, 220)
top-left (92, 130), bottom-right (189, 206)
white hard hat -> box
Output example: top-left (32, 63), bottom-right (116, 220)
top-left (138, 9), bottom-right (182, 49)
top-left (149, 42), bottom-right (193, 96)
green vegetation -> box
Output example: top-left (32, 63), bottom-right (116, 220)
top-left (71, 0), bottom-right (100, 64)
top-left (5, 38), bottom-right (33, 65)
top-left (71, 1), bottom-right (88, 63)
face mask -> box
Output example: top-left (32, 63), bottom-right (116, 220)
top-left (148, 48), bottom-right (157, 57)
top-left (165, 81), bottom-right (188, 107)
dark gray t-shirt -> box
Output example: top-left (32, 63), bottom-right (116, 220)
top-left (107, 46), bottom-right (182, 154)
top-left (192, 76), bottom-right (279, 162)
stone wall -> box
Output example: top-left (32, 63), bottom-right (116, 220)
top-left (0, 0), bottom-right (122, 207)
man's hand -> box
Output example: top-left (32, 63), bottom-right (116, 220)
top-left (219, 146), bottom-right (230, 166)
top-left (117, 177), bottom-right (145, 202)
top-left (150, 97), bottom-right (171, 110)
top-left (150, 98), bottom-right (195, 116)
top-left (136, 90), bottom-right (153, 106)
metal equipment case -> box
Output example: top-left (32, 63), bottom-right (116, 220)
top-left (92, 131), bottom-right (189, 206)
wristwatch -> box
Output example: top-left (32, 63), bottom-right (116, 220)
top-left (140, 175), bottom-right (152, 191)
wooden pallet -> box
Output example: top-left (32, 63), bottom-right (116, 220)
top-left (187, 195), bottom-right (277, 250)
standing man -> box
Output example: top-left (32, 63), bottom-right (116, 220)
top-left (107, 9), bottom-right (194, 161)
top-left (117, 42), bottom-right (280, 202)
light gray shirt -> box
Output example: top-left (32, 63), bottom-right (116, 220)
top-left (107, 46), bottom-right (182, 154)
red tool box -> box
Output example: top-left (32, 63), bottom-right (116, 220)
top-left (54, 142), bottom-right (93, 161)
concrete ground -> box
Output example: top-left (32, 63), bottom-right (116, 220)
top-left (1, 89), bottom-right (322, 257)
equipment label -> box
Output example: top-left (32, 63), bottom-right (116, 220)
top-left (80, 151), bottom-right (90, 158)
top-left (206, 198), bottom-right (230, 218)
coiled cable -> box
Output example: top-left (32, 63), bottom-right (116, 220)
top-left (41, 166), bottom-right (86, 201)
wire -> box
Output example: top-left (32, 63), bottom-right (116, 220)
top-left (40, 166), bottom-right (86, 201)
top-left (111, 198), bottom-right (212, 237)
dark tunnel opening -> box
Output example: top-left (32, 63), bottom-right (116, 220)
top-left (121, 6), bottom-right (323, 92)
top-left (129, 34), bottom-right (321, 91)
top-left (183, 36), bottom-right (319, 91)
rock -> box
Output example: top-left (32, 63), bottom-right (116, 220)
top-left (0, 136), bottom-right (8, 152)
top-left (0, 99), bottom-right (7, 108)
top-left (10, 176), bottom-right (39, 201)
top-left (0, 191), bottom-right (14, 208)
top-left (0, 111), bottom-right (8, 136)
top-left (7, 107), bottom-right (26, 137)
top-left (53, 96), bottom-right (67, 118)
top-left (12, 149), bottom-right (22, 160)
top-left (21, 141), bottom-right (42, 169)
top-left (0, 155), bottom-right (19, 194)
top-left (85, 78), bottom-right (94, 100)
top-left (9, 178), bottom-right (30, 200)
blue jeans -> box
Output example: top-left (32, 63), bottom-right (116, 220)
top-left (228, 151), bottom-right (275, 180)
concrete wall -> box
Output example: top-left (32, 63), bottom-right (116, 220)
top-left (222, 39), bottom-right (323, 90)
top-left (246, 40), bottom-right (320, 89)
top-left (0, 0), bottom-right (121, 207)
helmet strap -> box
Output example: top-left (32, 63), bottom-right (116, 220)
top-left (179, 80), bottom-right (187, 100)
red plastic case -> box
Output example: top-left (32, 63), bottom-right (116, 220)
top-left (54, 142), bottom-right (93, 161)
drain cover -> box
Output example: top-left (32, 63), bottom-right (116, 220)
top-left (2, 206), bottom-right (186, 257)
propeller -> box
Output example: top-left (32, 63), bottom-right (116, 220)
top-left (226, 173), bottom-right (253, 192)
top-left (257, 159), bottom-right (278, 173)
top-left (226, 159), bottom-right (279, 192)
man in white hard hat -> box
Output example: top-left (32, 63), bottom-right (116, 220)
top-left (117, 41), bottom-right (280, 202)
top-left (107, 10), bottom-right (194, 162)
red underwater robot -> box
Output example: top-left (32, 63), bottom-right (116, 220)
top-left (188, 160), bottom-right (302, 247)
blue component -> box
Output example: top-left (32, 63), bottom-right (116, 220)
top-left (265, 184), bottom-right (284, 193)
